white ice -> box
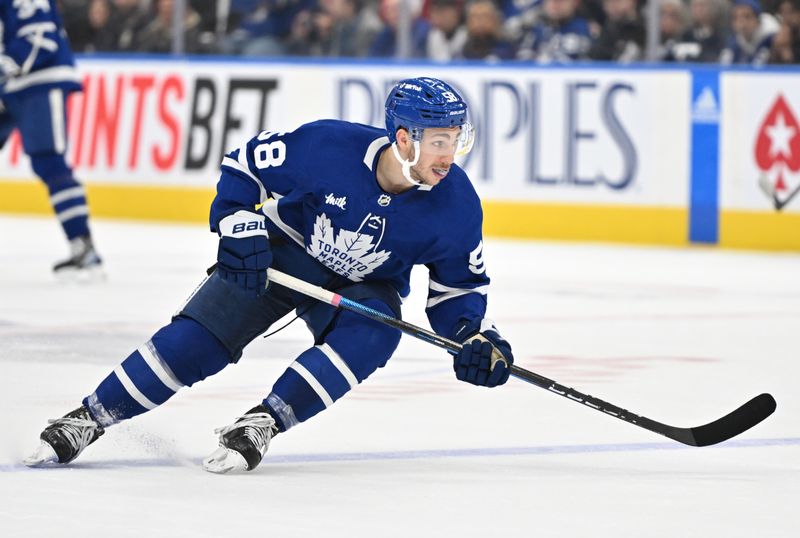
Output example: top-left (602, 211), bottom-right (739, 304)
top-left (1, 215), bottom-right (798, 537)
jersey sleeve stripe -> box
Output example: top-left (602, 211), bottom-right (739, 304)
top-left (2, 65), bottom-right (80, 93)
top-left (429, 280), bottom-right (490, 294)
top-left (426, 288), bottom-right (486, 308)
top-left (221, 156), bottom-right (267, 203)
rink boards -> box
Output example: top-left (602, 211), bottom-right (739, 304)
top-left (0, 59), bottom-right (798, 250)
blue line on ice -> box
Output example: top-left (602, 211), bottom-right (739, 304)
top-left (5, 437), bottom-right (799, 472)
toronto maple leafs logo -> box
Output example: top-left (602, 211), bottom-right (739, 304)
top-left (754, 95), bottom-right (800, 211)
top-left (307, 213), bottom-right (391, 281)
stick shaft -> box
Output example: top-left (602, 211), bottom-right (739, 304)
top-left (266, 268), bottom-right (775, 446)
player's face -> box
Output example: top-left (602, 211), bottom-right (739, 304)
top-left (410, 127), bottom-right (461, 186)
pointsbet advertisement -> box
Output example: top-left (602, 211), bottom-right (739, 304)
top-left (1, 59), bottom-right (798, 248)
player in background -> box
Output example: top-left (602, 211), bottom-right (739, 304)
top-left (1, 0), bottom-right (102, 275)
top-left (24, 77), bottom-right (514, 473)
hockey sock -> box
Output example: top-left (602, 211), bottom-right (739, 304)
top-left (263, 301), bottom-right (401, 431)
top-left (83, 317), bottom-right (231, 426)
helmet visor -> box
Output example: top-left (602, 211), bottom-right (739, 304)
top-left (412, 122), bottom-right (475, 157)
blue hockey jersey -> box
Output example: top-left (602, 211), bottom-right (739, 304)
top-left (0, 0), bottom-right (81, 96)
top-left (211, 120), bottom-right (491, 339)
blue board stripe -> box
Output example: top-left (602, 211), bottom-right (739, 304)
top-left (689, 69), bottom-right (721, 244)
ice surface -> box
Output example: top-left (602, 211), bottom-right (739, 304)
top-left (1, 215), bottom-right (798, 537)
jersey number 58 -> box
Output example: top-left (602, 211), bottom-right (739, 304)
top-left (254, 131), bottom-right (287, 169)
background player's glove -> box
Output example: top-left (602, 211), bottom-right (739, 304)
top-left (452, 318), bottom-right (513, 387)
top-left (216, 210), bottom-right (272, 296)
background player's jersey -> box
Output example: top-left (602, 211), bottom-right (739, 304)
top-left (0, 0), bottom-right (81, 96)
top-left (212, 120), bottom-right (491, 339)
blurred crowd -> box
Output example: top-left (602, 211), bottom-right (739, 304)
top-left (58, 0), bottom-right (800, 64)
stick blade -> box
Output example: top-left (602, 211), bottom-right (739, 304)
top-left (686, 393), bottom-right (777, 447)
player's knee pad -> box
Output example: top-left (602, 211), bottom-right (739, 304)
top-left (29, 152), bottom-right (73, 184)
top-left (324, 301), bottom-right (402, 380)
top-left (83, 317), bottom-right (232, 426)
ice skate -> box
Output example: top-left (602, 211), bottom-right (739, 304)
top-left (24, 406), bottom-right (105, 466)
top-left (203, 405), bottom-right (278, 474)
top-left (53, 235), bottom-right (104, 281)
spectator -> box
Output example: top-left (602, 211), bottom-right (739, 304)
top-left (425, 0), bottom-right (468, 61)
top-left (674, 0), bottom-right (728, 62)
top-left (285, 6), bottom-right (335, 55)
top-left (101, 0), bottom-right (150, 52)
top-left (222, 0), bottom-right (314, 56)
top-left (720, 0), bottom-right (779, 65)
top-left (368, 0), bottom-right (431, 57)
top-left (518, 0), bottom-right (592, 62)
top-left (656, 0), bottom-right (691, 61)
top-left (502, 0), bottom-right (542, 45)
top-left (323, 0), bottom-right (383, 56)
top-left (769, 0), bottom-right (800, 63)
top-left (589, 0), bottom-right (646, 62)
top-left (459, 0), bottom-right (516, 60)
top-left (59, 0), bottom-right (93, 52)
top-left (136, 0), bottom-right (214, 53)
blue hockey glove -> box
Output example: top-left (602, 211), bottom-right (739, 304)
top-left (216, 210), bottom-right (272, 296)
top-left (452, 319), bottom-right (513, 387)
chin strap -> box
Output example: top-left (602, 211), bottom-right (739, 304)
top-left (391, 141), bottom-right (424, 188)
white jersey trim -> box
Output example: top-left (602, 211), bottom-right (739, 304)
top-left (260, 194), bottom-right (305, 246)
top-left (363, 136), bottom-right (389, 171)
top-left (3, 65), bottom-right (80, 93)
top-left (426, 279), bottom-right (489, 308)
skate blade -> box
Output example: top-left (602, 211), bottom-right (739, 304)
top-left (202, 447), bottom-right (249, 474)
top-left (54, 264), bottom-right (106, 284)
top-left (23, 442), bottom-right (59, 467)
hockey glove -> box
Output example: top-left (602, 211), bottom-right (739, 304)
top-left (216, 210), bottom-right (272, 296)
top-left (452, 319), bottom-right (513, 387)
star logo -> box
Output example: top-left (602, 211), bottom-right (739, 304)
top-left (754, 95), bottom-right (800, 211)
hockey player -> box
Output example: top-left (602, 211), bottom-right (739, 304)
top-left (24, 77), bottom-right (514, 473)
top-left (1, 0), bottom-right (102, 274)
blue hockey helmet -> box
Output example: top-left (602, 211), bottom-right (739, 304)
top-left (385, 77), bottom-right (474, 156)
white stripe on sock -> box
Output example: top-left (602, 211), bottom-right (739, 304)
top-left (113, 364), bottom-right (157, 410)
top-left (50, 186), bottom-right (85, 206)
top-left (317, 343), bottom-right (358, 389)
top-left (57, 205), bottom-right (88, 223)
top-left (289, 361), bottom-right (334, 408)
top-left (138, 341), bottom-right (184, 393)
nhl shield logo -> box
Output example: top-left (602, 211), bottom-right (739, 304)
top-left (754, 95), bottom-right (800, 211)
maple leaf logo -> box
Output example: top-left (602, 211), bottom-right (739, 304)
top-left (754, 95), bottom-right (800, 211)
top-left (306, 213), bottom-right (391, 281)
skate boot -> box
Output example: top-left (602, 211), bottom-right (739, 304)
top-left (53, 235), bottom-right (103, 279)
top-left (24, 406), bottom-right (105, 466)
top-left (203, 405), bottom-right (278, 474)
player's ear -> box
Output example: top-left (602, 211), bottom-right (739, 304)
top-left (396, 128), bottom-right (410, 147)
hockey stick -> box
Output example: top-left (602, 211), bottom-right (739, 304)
top-left (267, 268), bottom-right (776, 447)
